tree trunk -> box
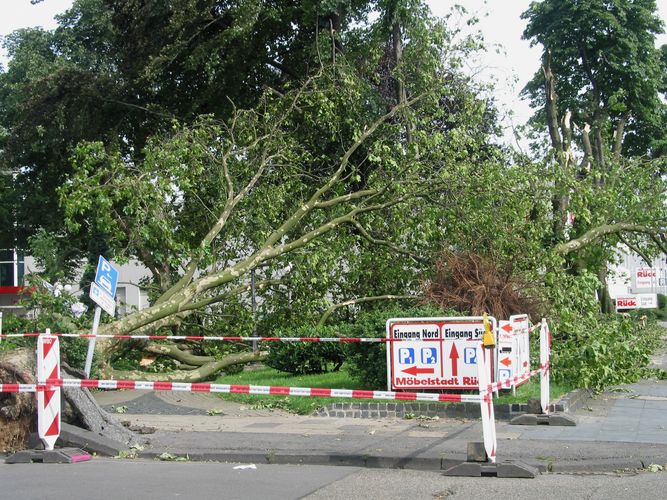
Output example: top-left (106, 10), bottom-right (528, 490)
top-left (597, 267), bottom-right (614, 314)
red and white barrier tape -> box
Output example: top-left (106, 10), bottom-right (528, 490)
top-left (0, 332), bottom-right (442, 343)
top-left (0, 383), bottom-right (37, 393)
top-left (1, 378), bottom-right (485, 403)
top-left (486, 363), bottom-right (549, 393)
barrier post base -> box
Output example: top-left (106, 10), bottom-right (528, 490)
top-left (5, 448), bottom-right (92, 464)
top-left (443, 460), bottom-right (538, 478)
top-left (510, 398), bottom-right (577, 426)
top-left (510, 413), bottom-right (577, 426)
top-left (442, 442), bottom-right (538, 478)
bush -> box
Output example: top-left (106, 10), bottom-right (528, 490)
top-left (550, 313), bottom-right (661, 390)
top-left (543, 270), bottom-right (662, 390)
top-left (266, 324), bottom-right (347, 375)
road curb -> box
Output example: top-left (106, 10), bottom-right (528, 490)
top-left (135, 448), bottom-right (663, 474)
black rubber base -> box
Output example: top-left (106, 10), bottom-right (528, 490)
top-left (443, 460), bottom-right (538, 478)
top-left (5, 448), bottom-right (92, 464)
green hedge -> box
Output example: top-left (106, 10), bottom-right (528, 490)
top-left (265, 324), bottom-right (347, 375)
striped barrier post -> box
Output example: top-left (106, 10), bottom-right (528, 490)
top-left (3, 329), bottom-right (91, 464)
top-left (37, 329), bottom-right (60, 451)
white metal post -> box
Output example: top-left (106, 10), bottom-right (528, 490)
top-left (84, 306), bottom-right (102, 377)
top-left (477, 344), bottom-right (497, 463)
top-left (540, 318), bottom-right (550, 414)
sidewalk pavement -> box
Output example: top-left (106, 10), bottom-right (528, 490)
top-left (80, 330), bottom-right (667, 474)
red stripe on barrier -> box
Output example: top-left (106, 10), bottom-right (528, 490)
top-left (45, 415), bottom-right (59, 437)
top-left (352, 390), bottom-right (374, 399)
top-left (395, 392), bottom-right (417, 401)
top-left (191, 383), bottom-right (211, 392)
top-left (42, 338), bottom-right (56, 358)
top-left (2, 384), bottom-right (19, 392)
top-left (310, 388), bottom-right (332, 397)
top-left (154, 382), bottom-right (173, 391)
top-left (269, 386), bottom-right (291, 395)
top-left (44, 388), bottom-right (56, 408)
top-left (438, 394), bottom-right (463, 402)
top-left (231, 385), bottom-right (250, 394)
top-left (82, 379), bottom-right (100, 388)
top-left (117, 380), bottom-right (136, 390)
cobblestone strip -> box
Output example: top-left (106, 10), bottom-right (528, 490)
top-left (314, 388), bottom-right (592, 419)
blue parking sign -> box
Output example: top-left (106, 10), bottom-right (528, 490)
top-left (94, 256), bottom-right (118, 298)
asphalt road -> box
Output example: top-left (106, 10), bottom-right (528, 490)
top-left (1, 459), bottom-right (666, 500)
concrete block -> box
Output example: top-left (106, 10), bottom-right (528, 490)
top-left (58, 423), bottom-right (129, 456)
top-left (510, 413), bottom-right (577, 426)
top-left (496, 461), bottom-right (539, 478)
top-left (527, 399), bottom-right (541, 414)
top-left (467, 442), bottom-right (488, 462)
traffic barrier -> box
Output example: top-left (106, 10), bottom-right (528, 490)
top-left (1, 317), bottom-right (558, 476)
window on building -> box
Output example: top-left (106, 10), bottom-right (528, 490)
top-left (116, 286), bottom-right (127, 316)
top-left (0, 250), bottom-right (23, 287)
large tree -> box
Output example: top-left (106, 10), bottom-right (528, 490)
top-left (520, 0), bottom-right (667, 309)
top-left (33, 1), bottom-right (498, 379)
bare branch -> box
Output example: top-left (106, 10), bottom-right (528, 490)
top-left (317, 295), bottom-right (420, 326)
top-left (349, 219), bottom-right (427, 263)
top-left (618, 234), bottom-right (653, 267)
top-left (554, 223), bottom-right (666, 255)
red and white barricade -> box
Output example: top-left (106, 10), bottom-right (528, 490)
top-left (1, 316), bottom-right (554, 475)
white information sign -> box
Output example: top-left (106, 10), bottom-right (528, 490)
top-left (634, 268), bottom-right (658, 291)
top-left (89, 281), bottom-right (116, 316)
top-left (497, 315), bottom-right (531, 389)
top-left (386, 317), bottom-right (496, 391)
top-left (616, 293), bottom-right (658, 311)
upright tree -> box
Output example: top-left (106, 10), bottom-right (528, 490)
top-left (521, 0), bottom-right (667, 309)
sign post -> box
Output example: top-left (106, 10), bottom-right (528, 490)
top-left (477, 344), bottom-right (497, 463)
top-left (84, 256), bottom-right (118, 377)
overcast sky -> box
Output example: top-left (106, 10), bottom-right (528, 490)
top-left (1, 0), bottom-right (666, 145)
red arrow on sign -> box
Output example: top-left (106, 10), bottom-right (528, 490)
top-left (401, 366), bottom-right (435, 376)
top-left (501, 323), bottom-right (513, 333)
top-left (450, 344), bottom-right (459, 377)
top-left (500, 357), bottom-right (512, 367)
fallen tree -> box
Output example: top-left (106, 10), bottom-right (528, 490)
top-left (0, 348), bottom-right (139, 452)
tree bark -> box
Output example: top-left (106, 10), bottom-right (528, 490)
top-left (110, 350), bottom-right (267, 382)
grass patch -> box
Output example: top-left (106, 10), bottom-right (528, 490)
top-left (493, 379), bottom-right (575, 404)
top-left (215, 364), bottom-right (577, 415)
top-left (214, 365), bottom-right (364, 415)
